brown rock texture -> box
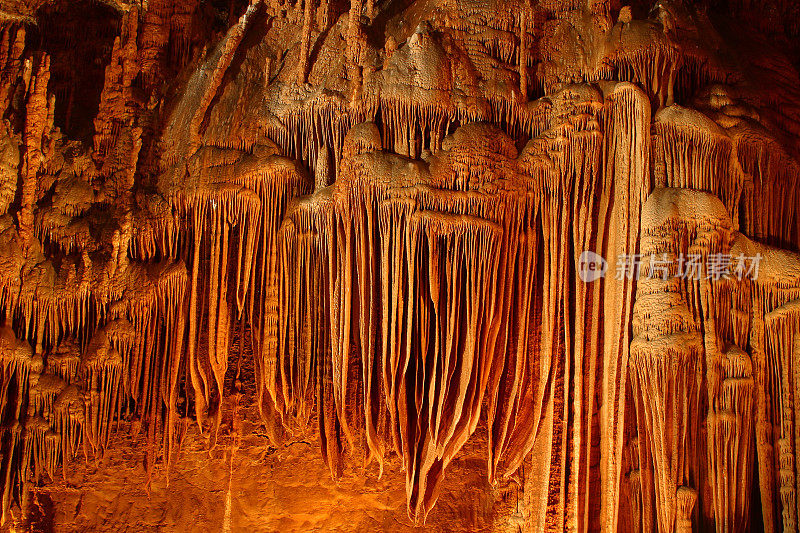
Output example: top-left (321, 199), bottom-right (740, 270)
top-left (0, 0), bottom-right (799, 531)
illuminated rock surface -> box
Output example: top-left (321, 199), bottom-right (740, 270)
top-left (0, 0), bottom-right (799, 530)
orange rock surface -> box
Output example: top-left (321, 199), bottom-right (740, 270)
top-left (0, 0), bottom-right (799, 531)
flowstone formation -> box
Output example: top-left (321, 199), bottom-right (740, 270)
top-left (0, 0), bottom-right (800, 530)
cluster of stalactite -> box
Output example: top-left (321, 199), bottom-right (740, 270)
top-left (653, 87), bottom-right (800, 250)
top-left (0, 2), bottom-right (286, 524)
top-left (164, 0), bottom-right (782, 195)
top-left (159, 0), bottom-right (776, 185)
top-left (262, 82), bottom-right (650, 527)
top-left (628, 189), bottom-right (730, 532)
top-left (269, 121), bottom-right (525, 522)
top-left (622, 188), bottom-right (800, 533)
top-left (2, 0), bottom-right (800, 530)
top-left (155, 143), bottom-right (310, 435)
top-left (0, 220), bottom-right (191, 521)
top-left (258, 77), bottom-right (800, 529)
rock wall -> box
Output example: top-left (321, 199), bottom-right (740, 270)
top-left (0, 0), bottom-right (799, 531)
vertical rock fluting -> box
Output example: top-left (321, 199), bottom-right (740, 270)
top-left (598, 81), bottom-right (651, 533)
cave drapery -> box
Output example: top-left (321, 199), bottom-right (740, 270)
top-left (0, 0), bottom-right (800, 530)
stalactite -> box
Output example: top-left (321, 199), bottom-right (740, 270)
top-left (597, 81), bottom-right (651, 533)
top-left (378, 22), bottom-right (490, 158)
top-left (274, 101), bottom-right (369, 179)
top-left (267, 121), bottom-right (546, 523)
top-left (297, 0), bottom-right (313, 84)
top-left (737, 134), bottom-right (800, 250)
top-left (485, 214), bottom-right (540, 482)
top-left (0, 24), bottom-right (25, 117)
top-left (764, 295), bottom-right (800, 531)
top-left (676, 487), bottom-right (697, 533)
top-left (407, 213), bottom-right (502, 524)
top-left (629, 188), bottom-right (734, 533)
top-left (0, 325), bottom-right (36, 524)
top-left (518, 8), bottom-right (529, 99)
top-left (187, 1), bottom-right (262, 155)
top-left (488, 84), bottom-right (608, 531)
top-left (160, 146), bottom-right (309, 433)
top-left (18, 54), bottom-right (53, 245)
top-left (706, 345), bottom-right (755, 533)
top-left (81, 329), bottom-right (123, 455)
top-left (272, 191), bottom-right (339, 474)
top-left (92, 7), bottom-right (140, 165)
top-left (346, 0), bottom-right (366, 108)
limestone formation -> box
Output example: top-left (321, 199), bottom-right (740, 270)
top-left (0, 0), bottom-right (799, 531)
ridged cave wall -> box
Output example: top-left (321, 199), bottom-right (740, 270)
top-left (0, 0), bottom-right (799, 531)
